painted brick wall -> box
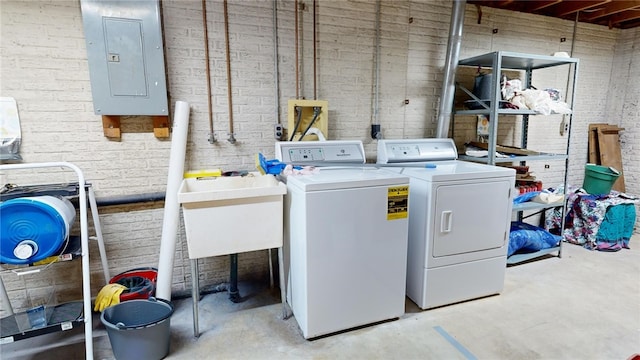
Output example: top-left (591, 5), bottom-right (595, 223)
top-left (1, 0), bottom-right (638, 314)
top-left (612, 27), bottom-right (640, 220)
top-left (455, 7), bottom-right (622, 193)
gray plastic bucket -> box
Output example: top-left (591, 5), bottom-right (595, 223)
top-left (473, 72), bottom-right (493, 101)
top-left (101, 297), bottom-right (174, 360)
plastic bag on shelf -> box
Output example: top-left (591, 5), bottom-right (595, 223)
top-left (501, 77), bottom-right (522, 101)
top-left (508, 221), bottom-right (562, 257)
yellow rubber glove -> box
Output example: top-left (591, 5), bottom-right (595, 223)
top-left (94, 284), bottom-right (112, 312)
top-left (110, 285), bottom-right (126, 307)
top-left (94, 283), bottom-right (128, 312)
top-left (94, 284), bottom-right (111, 312)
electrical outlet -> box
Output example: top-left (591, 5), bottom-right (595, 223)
top-left (371, 124), bottom-right (381, 139)
top-left (274, 124), bottom-right (283, 140)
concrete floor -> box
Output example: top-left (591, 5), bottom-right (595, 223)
top-left (3, 237), bottom-right (639, 360)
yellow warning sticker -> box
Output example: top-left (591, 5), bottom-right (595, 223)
top-left (387, 185), bottom-right (409, 220)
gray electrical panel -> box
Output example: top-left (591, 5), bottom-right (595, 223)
top-left (81, 0), bottom-right (168, 115)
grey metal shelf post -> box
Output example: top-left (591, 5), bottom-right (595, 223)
top-left (454, 51), bottom-right (579, 265)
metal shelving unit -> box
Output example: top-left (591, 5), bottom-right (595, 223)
top-left (454, 51), bottom-right (579, 265)
top-left (0, 162), bottom-right (110, 359)
top-left (459, 153), bottom-right (568, 164)
top-left (512, 200), bottom-right (564, 213)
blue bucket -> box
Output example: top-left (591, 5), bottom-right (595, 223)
top-left (0, 196), bottom-right (76, 264)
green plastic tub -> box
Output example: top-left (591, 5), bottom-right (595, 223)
top-left (583, 164), bottom-right (620, 195)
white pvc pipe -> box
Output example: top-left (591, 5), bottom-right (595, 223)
top-left (156, 101), bottom-right (190, 300)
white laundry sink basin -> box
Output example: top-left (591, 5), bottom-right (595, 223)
top-left (178, 173), bottom-right (287, 259)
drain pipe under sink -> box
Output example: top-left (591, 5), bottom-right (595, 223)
top-left (229, 254), bottom-right (241, 302)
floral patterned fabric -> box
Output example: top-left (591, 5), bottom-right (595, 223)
top-left (545, 189), bottom-right (638, 250)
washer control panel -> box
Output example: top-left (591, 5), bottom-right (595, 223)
top-left (275, 140), bottom-right (366, 164)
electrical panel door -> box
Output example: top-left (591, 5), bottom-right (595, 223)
top-left (81, 0), bottom-right (168, 115)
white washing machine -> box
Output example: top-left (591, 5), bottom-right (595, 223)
top-left (377, 138), bottom-right (515, 310)
top-left (276, 140), bottom-right (410, 339)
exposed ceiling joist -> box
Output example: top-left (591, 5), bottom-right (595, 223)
top-left (527, 1), bottom-right (563, 12)
top-left (609, 7), bottom-right (640, 24)
top-left (582, 0), bottom-right (640, 20)
top-left (468, 0), bottom-right (640, 29)
top-left (546, 0), bottom-right (611, 17)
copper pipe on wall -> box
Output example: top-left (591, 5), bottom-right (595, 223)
top-left (295, 0), bottom-right (300, 99)
top-left (202, 0), bottom-right (216, 143)
top-left (223, 0), bottom-right (236, 143)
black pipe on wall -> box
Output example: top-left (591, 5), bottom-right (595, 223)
top-left (95, 192), bottom-right (166, 207)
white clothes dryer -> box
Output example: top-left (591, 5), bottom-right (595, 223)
top-left (276, 140), bottom-right (410, 339)
top-left (377, 138), bottom-right (515, 310)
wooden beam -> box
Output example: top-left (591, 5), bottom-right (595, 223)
top-left (608, 6), bottom-right (640, 24)
top-left (619, 17), bottom-right (640, 28)
top-left (548, 0), bottom-right (611, 17)
top-left (153, 115), bottom-right (171, 139)
top-left (526, 0), bottom-right (563, 12)
top-left (102, 115), bottom-right (121, 139)
top-left (582, 0), bottom-right (640, 20)
top-left (588, 123), bottom-right (608, 164)
top-left (596, 125), bottom-right (625, 192)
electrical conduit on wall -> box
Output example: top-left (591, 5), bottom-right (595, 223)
top-left (371, 0), bottom-right (382, 139)
top-left (156, 101), bottom-right (190, 301)
top-left (295, 0), bottom-right (300, 99)
top-left (273, 0), bottom-right (281, 127)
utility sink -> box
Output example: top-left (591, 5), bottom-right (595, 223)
top-left (178, 173), bottom-right (287, 259)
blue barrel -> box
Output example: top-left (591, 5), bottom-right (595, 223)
top-left (0, 196), bottom-right (76, 264)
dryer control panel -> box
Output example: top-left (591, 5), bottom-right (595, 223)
top-left (275, 140), bottom-right (366, 165)
top-left (377, 138), bottom-right (458, 164)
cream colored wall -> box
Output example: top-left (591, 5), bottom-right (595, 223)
top-left (608, 27), bottom-right (640, 203)
top-left (1, 0), bottom-right (637, 312)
